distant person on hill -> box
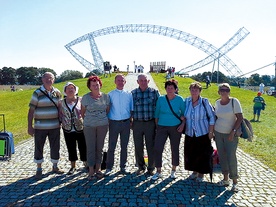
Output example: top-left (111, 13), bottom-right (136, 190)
top-left (259, 83), bottom-right (265, 94)
top-left (214, 83), bottom-right (243, 192)
top-left (59, 82), bottom-right (87, 175)
top-left (28, 72), bottom-right (64, 180)
top-left (10, 85), bottom-right (15, 92)
top-left (252, 92), bottom-right (265, 122)
top-left (206, 75), bottom-right (211, 88)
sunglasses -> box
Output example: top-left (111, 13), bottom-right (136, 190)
top-left (219, 88), bottom-right (230, 92)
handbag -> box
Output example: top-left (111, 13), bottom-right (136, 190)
top-left (261, 102), bottom-right (266, 110)
top-left (231, 99), bottom-right (254, 142)
top-left (237, 118), bottom-right (253, 142)
top-left (165, 95), bottom-right (185, 133)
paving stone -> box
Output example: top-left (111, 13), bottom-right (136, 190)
top-left (1, 73), bottom-right (276, 206)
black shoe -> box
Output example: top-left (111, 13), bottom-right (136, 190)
top-left (52, 167), bottom-right (64, 174)
top-left (119, 168), bottom-right (129, 175)
top-left (67, 167), bottom-right (76, 175)
top-left (35, 170), bottom-right (42, 180)
top-left (146, 170), bottom-right (154, 176)
top-left (135, 169), bottom-right (145, 175)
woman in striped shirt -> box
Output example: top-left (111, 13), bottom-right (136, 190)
top-left (184, 82), bottom-right (215, 182)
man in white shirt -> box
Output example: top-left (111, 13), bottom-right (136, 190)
top-left (259, 83), bottom-right (265, 94)
top-left (105, 74), bottom-right (133, 175)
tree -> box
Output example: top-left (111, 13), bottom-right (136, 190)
top-left (190, 71), bottom-right (230, 84)
top-left (246, 73), bottom-right (261, 86)
top-left (16, 67), bottom-right (39, 85)
top-left (85, 71), bottom-right (97, 78)
top-left (261, 75), bottom-right (271, 86)
top-left (0, 67), bottom-right (16, 85)
top-left (57, 70), bottom-right (83, 82)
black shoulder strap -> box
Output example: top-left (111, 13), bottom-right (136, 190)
top-left (201, 98), bottom-right (209, 120)
top-left (39, 88), bottom-right (58, 110)
top-left (231, 98), bottom-right (234, 113)
top-left (165, 95), bottom-right (182, 122)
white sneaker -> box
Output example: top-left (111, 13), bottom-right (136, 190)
top-left (231, 184), bottom-right (239, 192)
top-left (217, 179), bottom-right (230, 187)
top-left (151, 172), bottom-right (162, 180)
top-left (170, 170), bottom-right (176, 179)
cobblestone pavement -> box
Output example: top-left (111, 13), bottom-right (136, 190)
top-left (1, 73), bottom-right (276, 207)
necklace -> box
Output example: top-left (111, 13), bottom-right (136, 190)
top-left (192, 97), bottom-right (199, 104)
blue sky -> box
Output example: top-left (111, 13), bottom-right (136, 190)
top-left (1, 0), bottom-right (276, 77)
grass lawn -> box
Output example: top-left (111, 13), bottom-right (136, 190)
top-left (0, 72), bottom-right (275, 171)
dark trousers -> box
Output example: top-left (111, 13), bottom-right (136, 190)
top-left (184, 134), bottom-right (212, 174)
top-left (63, 130), bottom-right (87, 162)
top-left (154, 125), bottom-right (181, 168)
top-left (132, 119), bottom-right (156, 172)
top-left (34, 128), bottom-right (60, 163)
top-left (106, 120), bottom-right (130, 170)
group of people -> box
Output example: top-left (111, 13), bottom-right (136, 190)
top-left (28, 72), bottom-right (243, 193)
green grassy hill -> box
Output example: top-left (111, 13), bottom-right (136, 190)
top-left (0, 73), bottom-right (275, 171)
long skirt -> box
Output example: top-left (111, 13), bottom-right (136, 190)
top-left (184, 134), bottom-right (213, 174)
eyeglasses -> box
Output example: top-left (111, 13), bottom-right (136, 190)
top-left (219, 88), bottom-right (230, 92)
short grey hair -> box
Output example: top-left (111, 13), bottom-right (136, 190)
top-left (137, 74), bottom-right (148, 80)
top-left (218, 83), bottom-right (231, 90)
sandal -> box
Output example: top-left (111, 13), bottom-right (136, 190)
top-left (217, 179), bottom-right (230, 187)
top-left (67, 167), bottom-right (76, 175)
top-left (96, 171), bottom-right (104, 179)
top-left (188, 173), bottom-right (197, 180)
top-left (87, 175), bottom-right (97, 181)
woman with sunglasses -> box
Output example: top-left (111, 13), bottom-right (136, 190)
top-left (214, 83), bottom-right (243, 192)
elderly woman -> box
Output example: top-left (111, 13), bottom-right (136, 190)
top-left (151, 80), bottom-right (185, 180)
top-left (81, 76), bottom-right (110, 180)
top-left (59, 82), bottom-right (87, 175)
top-left (184, 82), bottom-right (215, 182)
top-left (214, 83), bottom-right (243, 192)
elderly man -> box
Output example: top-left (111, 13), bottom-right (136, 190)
top-left (131, 74), bottom-right (160, 175)
top-left (28, 72), bottom-right (63, 179)
top-left (105, 74), bottom-right (133, 175)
